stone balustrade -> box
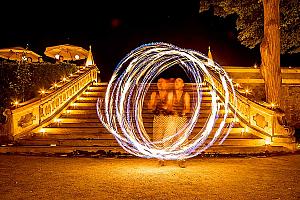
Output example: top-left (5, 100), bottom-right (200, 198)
top-left (1, 65), bottom-right (98, 140)
top-left (223, 66), bottom-right (300, 129)
top-left (204, 72), bottom-right (295, 149)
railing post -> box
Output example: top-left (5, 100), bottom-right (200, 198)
top-left (2, 109), bottom-right (14, 142)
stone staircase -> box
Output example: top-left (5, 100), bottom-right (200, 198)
top-left (9, 82), bottom-right (288, 155)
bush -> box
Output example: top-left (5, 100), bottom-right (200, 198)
top-left (0, 61), bottom-right (78, 123)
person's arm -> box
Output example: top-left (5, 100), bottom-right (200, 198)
top-left (183, 92), bottom-right (190, 115)
top-left (148, 92), bottom-right (157, 110)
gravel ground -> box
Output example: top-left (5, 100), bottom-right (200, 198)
top-left (0, 154), bottom-right (299, 200)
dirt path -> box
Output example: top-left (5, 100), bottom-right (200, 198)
top-left (0, 154), bottom-right (299, 200)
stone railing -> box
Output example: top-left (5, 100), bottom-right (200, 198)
top-left (203, 73), bottom-right (295, 145)
top-left (223, 66), bottom-right (300, 129)
top-left (1, 65), bottom-right (98, 140)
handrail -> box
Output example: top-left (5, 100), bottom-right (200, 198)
top-left (203, 70), bottom-right (295, 141)
top-left (2, 65), bottom-right (98, 140)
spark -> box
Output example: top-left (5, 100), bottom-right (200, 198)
top-left (97, 42), bottom-right (237, 160)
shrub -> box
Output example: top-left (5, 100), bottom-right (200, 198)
top-left (0, 61), bottom-right (78, 123)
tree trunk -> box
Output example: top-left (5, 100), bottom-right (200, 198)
top-left (260, 0), bottom-right (281, 107)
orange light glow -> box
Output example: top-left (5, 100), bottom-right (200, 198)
top-left (39, 128), bottom-right (46, 135)
top-left (245, 88), bottom-right (251, 94)
top-left (265, 138), bottom-right (272, 145)
top-left (54, 118), bottom-right (61, 123)
top-left (270, 103), bottom-right (276, 108)
top-left (13, 100), bottom-right (19, 106)
top-left (39, 89), bottom-right (46, 95)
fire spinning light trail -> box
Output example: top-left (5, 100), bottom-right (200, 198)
top-left (97, 42), bottom-right (237, 160)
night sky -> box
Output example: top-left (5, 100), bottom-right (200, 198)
top-left (0, 0), bottom-right (298, 81)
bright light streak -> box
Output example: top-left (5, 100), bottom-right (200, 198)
top-left (97, 42), bottom-right (237, 160)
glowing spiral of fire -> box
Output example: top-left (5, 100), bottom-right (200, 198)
top-left (97, 42), bottom-right (237, 160)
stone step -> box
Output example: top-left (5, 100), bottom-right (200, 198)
top-left (32, 127), bottom-right (245, 136)
top-left (74, 99), bottom-right (99, 103)
top-left (83, 87), bottom-right (212, 93)
top-left (47, 119), bottom-right (239, 128)
top-left (78, 107), bottom-right (229, 113)
top-left (86, 86), bottom-right (108, 91)
top-left (76, 96), bottom-right (100, 101)
top-left (53, 117), bottom-right (238, 126)
top-left (64, 108), bottom-right (232, 114)
top-left (58, 118), bottom-right (101, 123)
top-left (59, 111), bottom-right (234, 122)
top-left (67, 105), bottom-right (216, 111)
top-left (77, 95), bottom-right (218, 101)
top-left (88, 85), bottom-right (210, 90)
top-left (74, 98), bottom-right (224, 106)
top-left (58, 112), bottom-right (236, 120)
top-left (19, 138), bottom-right (118, 147)
top-left (80, 94), bottom-right (217, 101)
top-left (93, 82), bottom-right (108, 85)
top-left (25, 131), bottom-right (259, 141)
top-left (0, 144), bottom-right (289, 155)
top-left (70, 102), bottom-right (97, 107)
top-left (17, 137), bottom-right (265, 147)
top-left (81, 91), bottom-right (103, 96)
top-left (201, 145), bottom-right (290, 154)
top-left (28, 132), bottom-right (115, 140)
top-left (82, 86), bottom-right (212, 91)
top-left (0, 146), bottom-right (127, 154)
top-left (71, 101), bottom-right (217, 108)
top-left (56, 117), bottom-right (236, 124)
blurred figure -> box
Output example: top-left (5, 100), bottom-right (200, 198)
top-left (148, 78), bottom-right (173, 166)
top-left (173, 78), bottom-right (190, 117)
top-left (173, 78), bottom-right (190, 168)
top-left (148, 77), bottom-right (190, 167)
top-left (148, 78), bottom-right (173, 145)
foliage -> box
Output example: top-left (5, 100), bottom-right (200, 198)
top-left (9, 63), bottom-right (33, 102)
top-left (0, 61), bottom-right (78, 122)
top-left (199, 0), bottom-right (300, 54)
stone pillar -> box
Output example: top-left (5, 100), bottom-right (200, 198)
top-left (2, 109), bottom-right (14, 142)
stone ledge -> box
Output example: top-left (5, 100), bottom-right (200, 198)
top-left (0, 144), bottom-right (297, 158)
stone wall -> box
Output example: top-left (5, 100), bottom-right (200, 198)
top-left (239, 84), bottom-right (300, 128)
top-left (238, 83), bottom-right (266, 102)
top-left (282, 86), bottom-right (300, 128)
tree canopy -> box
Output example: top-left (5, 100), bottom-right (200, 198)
top-left (199, 0), bottom-right (300, 54)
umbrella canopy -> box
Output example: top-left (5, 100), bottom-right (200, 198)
top-left (44, 44), bottom-right (89, 61)
top-left (0, 47), bottom-right (42, 62)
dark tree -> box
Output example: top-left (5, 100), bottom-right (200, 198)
top-left (199, 0), bottom-right (300, 106)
